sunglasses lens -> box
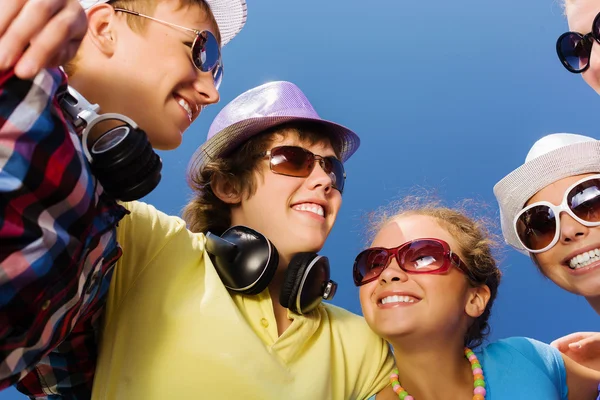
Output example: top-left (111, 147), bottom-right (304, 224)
top-left (213, 63), bottom-right (223, 90)
top-left (568, 178), bottom-right (600, 223)
top-left (192, 31), bottom-right (222, 86)
top-left (516, 205), bottom-right (557, 251)
top-left (269, 146), bottom-right (346, 193)
top-left (270, 146), bottom-right (313, 177)
top-left (558, 32), bottom-right (591, 72)
top-left (594, 13), bottom-right (600, 38)
top-left (320, 157), bottom-right (346, 193)
top-left (400, 240), bottom-right (446, 272)
top-left (353, 249), bottom-right (389, 286)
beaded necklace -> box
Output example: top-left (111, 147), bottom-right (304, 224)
top-left (390, 347), bottom-right (486, 400)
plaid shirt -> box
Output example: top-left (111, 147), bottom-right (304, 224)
top-left (0, 68), bottom-right (127, 398)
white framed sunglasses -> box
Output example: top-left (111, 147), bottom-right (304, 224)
top-left (513, 174), bottom-right (600, 253)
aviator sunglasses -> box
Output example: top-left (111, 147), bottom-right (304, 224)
top-left (353, 238), bottom-right (470, 286)
top-left (114, 8), bottom-right (223, 89)
top-left (556, 11), bottom-right (600, 73)
top-left (514, 174), bottom-right (600, 253)
top-left (258, 146), bottom-right (346, 193)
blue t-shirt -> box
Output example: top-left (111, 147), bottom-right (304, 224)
top-left (474, 337), bottom-right (567, 399)
top-left (368, 337), bottom-right (567, 400)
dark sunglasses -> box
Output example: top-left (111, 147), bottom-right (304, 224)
top-left (353, 238), bottom-right (469, 286)
top-left (114, 8), bottom-right (223, 89)
top-left (556, 12), bottom-right (600, 73)
top-left (514, 174), bottom-right (600, 253)
top-left (259, 146), bottom-right (346, 193)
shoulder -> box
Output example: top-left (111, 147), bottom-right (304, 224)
top-left (479, 336), bottom-right (566, 393)
top-left (482, 337), bottom-right (561, 362)
top-left (119, 201), bottom-right (187, 234)
top-left (320, 303), bottom-right (381, 340)
top-left (321, 303), bottom-right (365, 324)
top-left (115, 201), bottom-right (204, 274)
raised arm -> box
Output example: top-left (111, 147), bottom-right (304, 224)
top-left (0, 0), bottom-right (86, 79)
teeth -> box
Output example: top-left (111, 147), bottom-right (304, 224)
top-left (293, 203), bottom-right (324, 217)
top-left (177, 98), bottom-right (193, 121)
top-left (381, 295), bottom-right (417, 305)
top-left (569, 248), bottom-right (600, 269)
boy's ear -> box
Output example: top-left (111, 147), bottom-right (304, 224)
top-left (211, 174), bottom-right (243, 205)
top-left (85, 4), bottom-right (119, 57)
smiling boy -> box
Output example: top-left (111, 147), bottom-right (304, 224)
top-left (0, 0), bottom-right (246, 396)
top-left (92, 81), bottom-right (395, 399)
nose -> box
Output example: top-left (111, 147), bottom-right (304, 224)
top-left (559, 212), bottom-right (589, 244)
top-left (306, 159), bottom-right (334, 194)
top-left (378, 258), bottom-right (409, 284)
top-left (193, 72), bottom-right (220, 106)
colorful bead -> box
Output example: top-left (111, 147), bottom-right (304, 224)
top-left (390, 347), bottom-right (486, 399)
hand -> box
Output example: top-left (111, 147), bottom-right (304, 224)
top-left (0, 0), bottom-right (88, 79)
top-left (551, 332), bottom-right (600, 372)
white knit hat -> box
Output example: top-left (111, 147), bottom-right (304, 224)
top-left (494, 133), bottom-right (600, 254)
top-left (79, 0), bottom-right (246, 45)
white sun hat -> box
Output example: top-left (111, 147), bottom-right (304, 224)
top-left (79, 0), bottom-right (247, 46)
top-left (494, 133), bottom-right (600, 254)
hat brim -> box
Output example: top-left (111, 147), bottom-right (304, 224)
top-left (80, 0), bottom-right (247, 46)
top-left (188, 116), bottom-right (360, 174)
top-left (494, 141), bottom-right (600, 254)
top-left (205, 0), bottom-right (247, 46)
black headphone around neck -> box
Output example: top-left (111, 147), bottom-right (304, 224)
top-left (58, 85), bottom-right (162, 201)
top-left (206, 226), bottom-right (337, 315)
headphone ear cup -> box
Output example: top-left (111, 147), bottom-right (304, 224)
top-left (243, 237), bottom-right (278, 295)
top-left (279, 252), bottom-right (317, 314)
top-left (213, 226), bottom-right (279, 295)
top-left (90, 126), bottom-right (162, 201)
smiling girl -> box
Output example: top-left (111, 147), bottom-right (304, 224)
top-left (355, 199), bottom-right (600, 399)
top-left (495, 132), bottom-right (600, 372)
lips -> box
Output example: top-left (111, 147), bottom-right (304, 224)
top-left (291, 198), bottom-right (328, 218)
top-left (561, 243), bottom-right (600, 270)
top-left (292, 202), bottom-right (325, 217)
top-left (380, 294), bottom-right (419, 305)
top-left (376, 290), bottom-right (421, 306)
top-left (173, 94), bottom-right (199, 122)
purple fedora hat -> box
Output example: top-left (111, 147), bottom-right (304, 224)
top-left (188, 81), bottom-right (361, 173)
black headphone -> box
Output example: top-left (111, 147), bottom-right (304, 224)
top-left (58, 85), bottom-right (162, 201)
top-left (206, 226), bottom-right (337, 315)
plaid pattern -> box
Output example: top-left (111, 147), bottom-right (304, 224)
top-left (0, 68), bottom-right (127, 397)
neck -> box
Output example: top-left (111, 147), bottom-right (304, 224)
top-left (586, 294), bottom-right (600, 315)
top-left (389, 336), bottom-right (475, 399)
top-left (68, 71), bottom-right (121, 141)
top-left (269, 255), bottom-right (293, 337)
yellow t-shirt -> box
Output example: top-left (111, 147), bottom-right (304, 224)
top-left (92, 201), bottom-right (394, 400)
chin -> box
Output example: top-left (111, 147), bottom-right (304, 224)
top-left (278, 240), bottom-right (324, 258)
top-left (571, 277), bottom-right (600, 297)
top-left (145, 128), bottom-right (183, 150)
top-left (371, 322), bottom-right (413, 343)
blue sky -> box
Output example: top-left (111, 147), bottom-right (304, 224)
top-left (3, 0), bottom-right (599, 397)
